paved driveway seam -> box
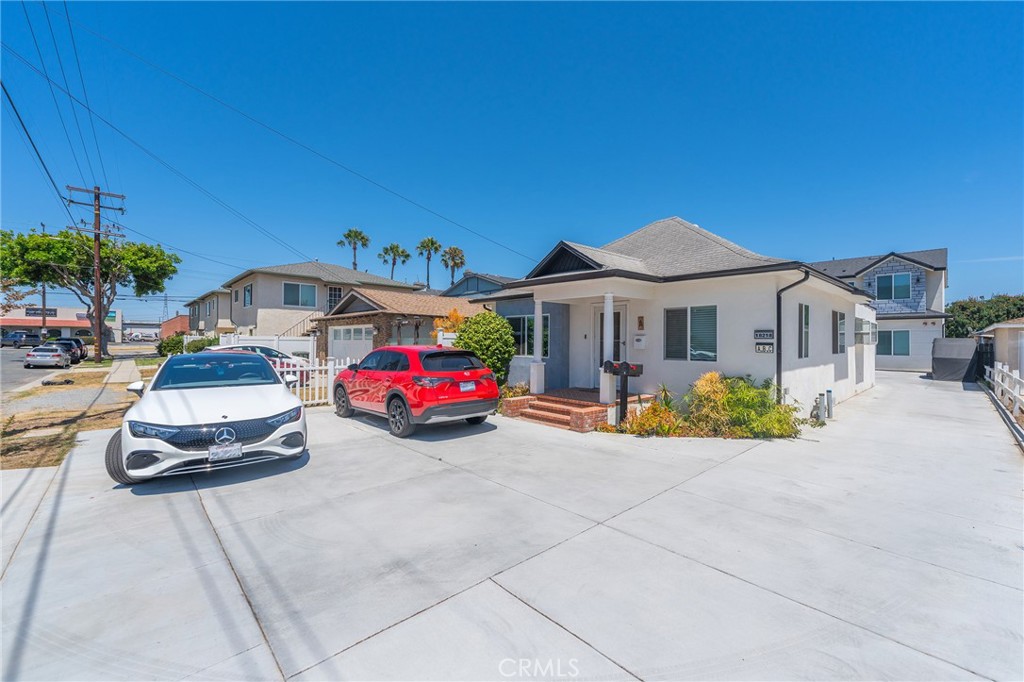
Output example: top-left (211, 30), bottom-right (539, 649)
top-left (189, 475), bottom-right (287, 682)
top-left (601, 522), bottom-right (994, 681)
top-left (0, 465), bottom-right (59, 579)
top-left (676, 487), bottom-right (1023, 592)
top-left (489, 578), bottom-right (643, 681)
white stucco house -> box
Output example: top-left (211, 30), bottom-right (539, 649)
top-left (490, 217), bottom-right (876, 417)
top-left (810, 249), bottom-right (948, 372)
top-left (975, 317), bottom-right (1024, 375)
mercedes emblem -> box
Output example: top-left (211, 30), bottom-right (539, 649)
top-left (214, 427), bottom-right (237, 445)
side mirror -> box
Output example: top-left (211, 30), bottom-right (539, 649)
top-left (283, 374), bottom-right (299, 387)
top-left (126, 380), bottom-right (145, 397)
top-left (347, 363), bottom-right (359, 372)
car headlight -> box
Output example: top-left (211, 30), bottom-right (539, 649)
top-left (128, 421), bottom-right (180, 440)
top-left (266, 407), bottom-right (302, 427)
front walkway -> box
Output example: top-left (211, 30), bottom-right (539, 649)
top-left (2, 372), bottom-right (1020, 680)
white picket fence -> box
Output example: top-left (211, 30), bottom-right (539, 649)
top-left (985, 362), bottom-right (1024, 416)
top-left (272, 356), bottom-right (361, 406)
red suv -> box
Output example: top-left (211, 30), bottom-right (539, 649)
top-left (333, 346), bottom-right (499, 437)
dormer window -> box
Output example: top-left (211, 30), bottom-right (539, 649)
top-left (876, 273), bottom-right (911, 300)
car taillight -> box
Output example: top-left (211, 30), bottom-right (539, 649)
top-left (481, 372), bottom-right (496, 382)
top-left (412, 376), bottom-right (454, 388)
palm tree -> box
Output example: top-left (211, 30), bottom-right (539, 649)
top-left (416, 237), bottom-right (442, 289)
top-left (338, 228), bottom-right (370, 270)
top-left (440, 246), bottom-right (466, 286)
top-left (377, 243), bottom-right (411, 280)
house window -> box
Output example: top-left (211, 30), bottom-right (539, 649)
top-left (876, 273), bottom-right (911, 300)
top-left (832, 311), bottom-right (846, 354)
top-left (664, 306), bottom-right (717, 361)
top-left (878, 330), bottom-right (910, 356)
top-left (233, 289), bottom-right (238, 303)
top-left (506, 314), bottom-right (550, 357)
top-left (798, 304), bottom-right (810, 359)
top-left (243, 284), bottom-right (252, 307)
top-left (205, 301), bottom-right (213, 317)
top-left (283, 282), bottom-right (317, 307)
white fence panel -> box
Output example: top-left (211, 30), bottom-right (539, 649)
top-left (270, 357), bottom-right (337, 406)
top-left (219, 333), bottom-right (316, 358)
top-left (986, 362), bottom-right (1024, 416)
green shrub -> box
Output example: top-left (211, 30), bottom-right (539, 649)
top-left (501, 382), bottom-right (530, 399)
top-left (454, 312), bottom-right (516, 385)
top-left (157, 335), bottom-right (184, 357)
top-left (186, 337), bottom-right (220, 353)
top-left (683, 371), bottom-right (803, 438)
top-left (620, 402), bottom-right (687, 437)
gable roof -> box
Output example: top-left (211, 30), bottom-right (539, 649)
top-left (185, 288), bottom-right (229, 307)
top-left (522, 216), bottom-right (789, 283)
top-left (221, 261), bottom-right (418, 289)
top-left (441, 271), bottom-right (517, 297)
top-left (318, 287), bottom-right (485, 320)
top-left (809, 249), bottom-right (947, 278)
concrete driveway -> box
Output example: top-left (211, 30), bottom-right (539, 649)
top-left (2, 372), bottom-right (1021, 680)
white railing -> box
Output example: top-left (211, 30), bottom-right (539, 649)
top-left (985, 362), bottom-right (1023, 416)
top-left (272, 356), bottom-right (361, 406)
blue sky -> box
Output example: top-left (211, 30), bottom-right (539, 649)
top-left (2, 2), bottom-right (1021, 320)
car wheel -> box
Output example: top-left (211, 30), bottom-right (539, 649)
top-left (334, 385), bottom-right (354, 418)
top-left (466, 416), bottom-right (487, 425)
top-left (387, 397), bottom-right (416, 438)
top-left (104, 431), bottom-right (144, 485)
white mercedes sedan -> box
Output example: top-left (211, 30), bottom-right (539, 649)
top-left (106, 351), bottom-right (307, 484)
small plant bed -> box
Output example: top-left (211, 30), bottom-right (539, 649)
top-left (597, 372), bottom-right (821, 439)
top-left (1, 399), bottom-right (134, 469)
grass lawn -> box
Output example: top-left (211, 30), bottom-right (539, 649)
top-left (134, 357), bottom-right (164, 367)
top-left (1, 399), bottom-right (134, 469)
top-left (75, 358), bottom-right (115, 368)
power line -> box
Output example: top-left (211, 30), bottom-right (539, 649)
top-left (19, 0), bottom-right (85, 185)
top-left (104, 216), bottom-right (246, 270)
top-left (62, 0), bottom-right (108, 187)
top-left (68, 18), bottom-right (538, 263)
top-left (41, 0), bottom-right (95, 185)
top-left (3, 41), bottom-right (368, 286)
top-left (1, 80), bottom-right (76, 225)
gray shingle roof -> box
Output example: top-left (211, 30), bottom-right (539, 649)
top-left (563, 241), bottom-right (658, 276)
top-left (222, 261), bottom-right (417, 289)
top-left (809, 249), bottom-right (947, 278)
top-left (463, 271), bottom-right (517, 284)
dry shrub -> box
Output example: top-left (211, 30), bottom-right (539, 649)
top-left (684, 371), bottom-right (803, 439)
top-left (620, 401), bottom-right (687, 437)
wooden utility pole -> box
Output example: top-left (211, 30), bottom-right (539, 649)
top-left (40, 223), bottom-right (48, 339)
top-left (66, 185), bottom-right (125, 362)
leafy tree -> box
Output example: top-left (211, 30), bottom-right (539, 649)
top-left (416, 237), bottom-right (442, 289)
top-left (338, 228), bottom-right (370, 271)
top-left (377, 243), bottom-right (410, 280)
top-left (454, 311), bottom-right (516, 385)
top-left (0, 228), bottom-right (181, 358)
top-left (0, 277), bottom-right (35, 316)
top-left (430, 307), bottom-right (467, 340)
top-left (945, 294), bottom-right (1024, 337)
top-left (440, 246), bottom-right (466, 286)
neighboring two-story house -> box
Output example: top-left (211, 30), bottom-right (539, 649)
top-left (186, 288), bottom-right (233, 335)
top-left (221, 261), bottom-right (419, 336)
top-left (810, 249), bottom-right (948, 371)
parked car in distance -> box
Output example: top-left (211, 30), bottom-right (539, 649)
top-left (24, 345), bottom-right (71, 369)
top-left (209, 344), bottom-right (310, 384)
top-left (2, 332), bottom-right (43, 348)
top-left (58, 336), bottom-right (89, 361)
top-left (106, 351), bottom-right (307, 484)
top-left (48, 340), bottom-right (82, 364)
top-left (332, 345), bottom-right (499, 438)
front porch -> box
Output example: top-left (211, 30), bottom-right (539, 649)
top-left (502, 388), bottom-right (653, 433)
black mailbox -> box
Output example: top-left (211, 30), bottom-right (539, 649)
top-left (602, 360), bottom-right (644, 377)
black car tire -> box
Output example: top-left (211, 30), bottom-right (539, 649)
top-left (387, 396), bottom-right (416, 438)
top-left (334, 385), bottom-right (354, 418)
top-left (105, 431), bottom-right (144, 485)
top-left (466, 415), bottom-right (487, 425)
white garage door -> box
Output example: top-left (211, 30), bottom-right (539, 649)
top-left (329, 325), bottom-right (373, 363)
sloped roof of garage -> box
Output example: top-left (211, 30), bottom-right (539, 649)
top-left (316, 288), bottom-right (486, 320)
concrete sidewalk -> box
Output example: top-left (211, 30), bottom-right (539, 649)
top-left (2, 372), bottom-right (1020, 681)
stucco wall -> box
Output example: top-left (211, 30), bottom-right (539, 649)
top-left (875, 319), bottom-right (942, 372)
top-left (994, 328), bottom-right (1023, 374)
top-left (497, 300), bottom-right (570, 389)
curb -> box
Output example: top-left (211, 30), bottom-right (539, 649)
top-left (9, 369), bottom-right (65, 395)
top-left (980, 381), bottom-right (1024, 452)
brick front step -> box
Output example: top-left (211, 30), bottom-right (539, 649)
top-left (520, 408), bottom-right (573, 426)
top-left (518, 414), bottom-right (573, 430)
top-left (528, 400), bottom-right (575, 416)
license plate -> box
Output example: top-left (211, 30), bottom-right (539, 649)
top-left (459, 381), bottom-right (475, 392)
top-left (208, 442), bottom-right (243, 462)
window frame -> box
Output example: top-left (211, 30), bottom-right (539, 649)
top-left (243, 283), bottom-right (253, 307)
top-left (877, 329), bottom-right (911, 356)
top-left (663, 305), bottom-right (718, 362)
top-left (798, 303), bottom-right (810, 359)
top-left (233, 289), bottom-right (239, 303)
top-left (282, 281), bottom-right (317, 308)
top-left (505, 314), bottom-right (550, 357)
top-left (832, 311), bottom-right (846, 354)
top-left (876, 273), bottom-right (911, 301)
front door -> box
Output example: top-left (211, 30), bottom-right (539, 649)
top-left (592, 306), bottom-right (627, 387)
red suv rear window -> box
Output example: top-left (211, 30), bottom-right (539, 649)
top-left (419, 351), bottom-right (484, 372)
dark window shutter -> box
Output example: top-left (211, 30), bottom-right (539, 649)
top-left (665, 308), bottom-right (688, 359)
top-left (832, 311), bottom-right (839, 354)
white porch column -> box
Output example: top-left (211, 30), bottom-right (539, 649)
top-left (529, 298), bottom-right (546, 395)
top-left (600, 292), bottom-right (616, 404)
